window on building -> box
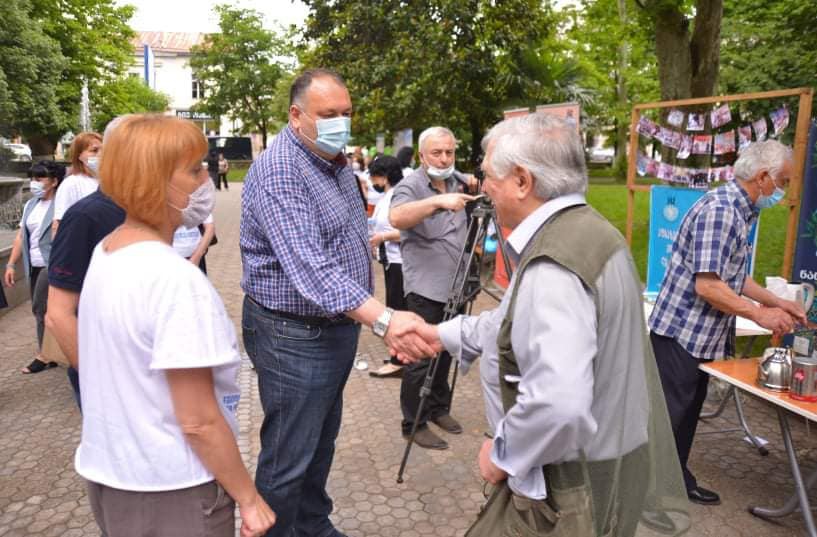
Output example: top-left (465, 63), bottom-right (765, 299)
top-left (192, 79), bottom-right (204, 99)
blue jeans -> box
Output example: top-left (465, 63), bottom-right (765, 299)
top-left (242, 296), bottom-right (359, 537)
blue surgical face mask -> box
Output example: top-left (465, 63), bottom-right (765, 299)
top-left (299, 109), bottom-right (351, 157)
top-left (756, 174), bottom-right (786, 210)
top-left (29, 180), bottom-right (47, 199)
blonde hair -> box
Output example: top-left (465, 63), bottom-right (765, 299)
top-left (100, 114), bottom-right (208, 228)
top-left (69, 132), bottom-right (102, 176)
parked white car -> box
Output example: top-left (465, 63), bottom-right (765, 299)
top-left (2, 143), bottom-right (32, 161)
top-left (588, 146), bottom-right (614, 164)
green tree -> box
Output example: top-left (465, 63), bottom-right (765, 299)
top-left (300, 0), bottom-right (553, 166)
top-left (0, 0), bottom-right (66, 143)
top-left (190, 6), bottom-right (292, 149)
top-left (719, 0), bottom-right (817, 103)
top-left (28, 0), bottom-right (136, 154)
top-left (563, 0), bottom-right (658, 162)
top-left (92, 76), bottom-right (170, 132)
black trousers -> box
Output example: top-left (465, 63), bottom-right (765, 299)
top-left (400, 292), bottom-right (452, 435)
top-left (650, 331), bottom-right (710, 491)
top-left (217, 173), bottom-right (228, 189)
top-left (383, 263), bottom-right (406, 363)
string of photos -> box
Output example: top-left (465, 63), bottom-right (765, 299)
top-left (635, 102), bottom-right (791, 189)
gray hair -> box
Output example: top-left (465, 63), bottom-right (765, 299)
top-left (734, 140), bottom-right (793, 182)
top-left (481, 113), bottom-right (587, 199)
top-left (418, 126), bottom-right (456, 153)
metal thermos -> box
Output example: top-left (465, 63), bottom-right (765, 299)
top-left (790, 356), bottom-right (817, 402)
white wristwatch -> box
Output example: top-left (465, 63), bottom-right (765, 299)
top-left (372, 307), bottom-right (394, 338)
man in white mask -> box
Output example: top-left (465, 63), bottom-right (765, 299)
top-left (389, 126), bottom-right (477, 450)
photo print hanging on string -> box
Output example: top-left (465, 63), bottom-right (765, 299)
top-left (677, 135), bottom-right (692, 159)
top-left (692, 134), bottom-right (712, 155)
top-left (738, 125), bottom-right (752, 152)
top-left (710, 104), bottom-right (732, 129)
top-left (753, 118), bottom-right (768, 141)
top-left (667, 109), bottom-right (685, 128)
top-left (713, 131), bottom-right (736, 155)
top-left (770, 107), bottom-right (790, 137)
top-left (687, 113), bottom-right (706, 131)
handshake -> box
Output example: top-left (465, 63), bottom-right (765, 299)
top-left (382, 310), bottom-right (446, 363)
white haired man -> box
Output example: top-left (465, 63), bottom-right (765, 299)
top-left (649, 140), bottom-right (806, 506)
top-left (405, 113), bottom-right (688, 535)
top-left (389, 126), bottom-right (477, 450)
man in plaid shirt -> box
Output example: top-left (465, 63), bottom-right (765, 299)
top-left (648, 140), bottom-right (805, 507)
top-left (240, 69), bottom-right (438, 537)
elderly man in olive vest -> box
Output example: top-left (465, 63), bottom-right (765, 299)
top-left (410, 113), bottom-right (688, 536)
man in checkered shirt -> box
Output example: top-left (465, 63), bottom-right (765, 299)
top-left (240, 69), bottom-right (438, 537)
top-left (648, 140), bottom-right (805, 507)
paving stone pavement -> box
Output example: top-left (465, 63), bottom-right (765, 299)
top-left (3, 183), bottom-right (817, 536)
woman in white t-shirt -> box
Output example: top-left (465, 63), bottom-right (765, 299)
top-left (172, 213), bottom-right (215, 274)
top-left (3, 161), bottom-right (65, 373)
top-left (76, 114), bottom-right (275, 537)
top-left (52, 131), bottom-right (102, 233)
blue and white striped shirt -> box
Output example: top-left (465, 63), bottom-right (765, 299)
top-left (648, 181), bottom-right (758, 360)
top-left (240, 126), bottom-right (373, 318)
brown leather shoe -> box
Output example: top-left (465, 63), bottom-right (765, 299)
top-left (431, 414), bottom-right (462, 434)
top-left (405, 427), bottom-right (448, 450)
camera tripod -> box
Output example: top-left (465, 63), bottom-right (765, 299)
top-left (396, 196), bottom-right (513, 483)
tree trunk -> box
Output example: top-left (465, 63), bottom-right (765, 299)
top-left (654, 6), bottom-right (692, 101)
top-left (689, 0), bottom-right (723, 98)
top-left (651, 0), bottom-right (723, 101)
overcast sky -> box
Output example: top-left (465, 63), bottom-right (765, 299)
top-left (119, 0), bottom-right (310, 32)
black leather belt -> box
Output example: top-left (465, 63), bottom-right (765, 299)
top-left (249, 297), bottom-right (355, 327)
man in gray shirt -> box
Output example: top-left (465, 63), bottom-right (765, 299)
top-left (389, 126), bottom-right (476, 450)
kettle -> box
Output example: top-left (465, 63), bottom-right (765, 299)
top-left (757, 347), bottom-right (793, 391)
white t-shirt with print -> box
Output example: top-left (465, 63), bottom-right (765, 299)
top-left (75, 240), bottom-right (241, 491)
top-left (172, 213), bottom-right (214, 258)
top-left (21, 199), bottom-right (52, 268)
top-left (54, 173), bottom-right (98, 220)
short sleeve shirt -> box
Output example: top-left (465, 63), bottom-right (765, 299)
top-left (48, 191), bottom-right (126, 292)
top-left (75, 241), bottom-right (241, 491)
top-left (648, 181), bottom-right (758, 359)
top-left (54, 174), bottom-right (98, 220)
top-left (390, 169), bottom-right (468, 303)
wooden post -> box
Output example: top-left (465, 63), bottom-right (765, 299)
top-left (783, 88), bottom-right (815, 279)
top-left (625, 108), bottom-right (640, 246)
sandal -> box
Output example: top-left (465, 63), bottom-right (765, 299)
top-left (21, 358), bottom-right (58, 374)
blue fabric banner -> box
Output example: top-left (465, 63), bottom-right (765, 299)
top-left (791, 122), bottom-right (817, 321)
top-left (646, 185), bottom-right (759, 297)
top-left (646, 186), bottom-right (706, 296)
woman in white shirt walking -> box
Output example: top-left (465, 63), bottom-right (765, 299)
top-left (76, 114), bottom-right (275, 537)
top-left (4, 161), bottom-right (64, 373)
top-left (52, 131), bottom-right (102, 233)
top-left (367, 156), bottom-right (407, 378)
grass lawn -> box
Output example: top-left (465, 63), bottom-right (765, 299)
top-left (586, 184), bottom-right (789, 285)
